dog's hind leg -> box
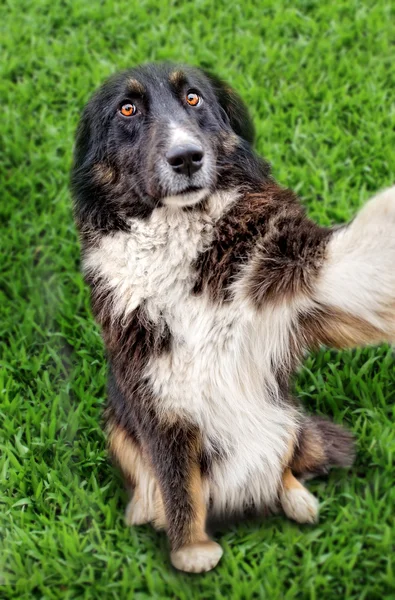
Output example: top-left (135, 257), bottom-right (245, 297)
top-left (280, 468), bottom-right (319, 524)
top-left (280, 416), bottom-right (355, 524)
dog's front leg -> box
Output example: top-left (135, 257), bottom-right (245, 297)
top-left (242, 185), bottom-right (395, 348)
top-left (143, 419), bottom-right (222, 574)
top-left (306, 186), bottom-right (395, 348)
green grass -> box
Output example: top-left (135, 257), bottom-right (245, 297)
top-left (1, 0), bottom-right (394, 598)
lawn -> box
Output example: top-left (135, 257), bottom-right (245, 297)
top-left (1, 0), bottom-right (394, 598)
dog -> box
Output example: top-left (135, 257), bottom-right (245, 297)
top-left (71, 62), bottom-right (395, 573)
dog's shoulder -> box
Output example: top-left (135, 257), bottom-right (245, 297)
top-left (194, 182), bottom-right (313, 301)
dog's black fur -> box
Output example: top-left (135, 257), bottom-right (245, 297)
top-left (70, 62), bottom-right (395, 574)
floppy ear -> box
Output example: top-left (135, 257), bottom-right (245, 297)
top-left (73, 99), bottom-right (111, 170)
top-left (203, 70), bottom-right (255, 145)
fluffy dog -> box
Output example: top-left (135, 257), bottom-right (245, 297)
top-left (72, 62), bottom-right (395, 573)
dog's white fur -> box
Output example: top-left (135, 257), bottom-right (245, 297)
top-left (280, 486), bottom-right (319, 524)
top-left (170, 541), bottom-right (223, 573)
top-left (163, 187), bottom-right (210, 207)
top-left (84, 186), bottom-right (395, 519)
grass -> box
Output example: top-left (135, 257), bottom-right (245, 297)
top-left (1, 0), bottom-right (394, 597)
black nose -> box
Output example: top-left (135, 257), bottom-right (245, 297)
top-left (166, 143), bottom-right (204, 176)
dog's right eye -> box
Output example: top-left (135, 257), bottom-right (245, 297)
top-left (119, 103), bottom-right (137, 117)
top-left (186, 91), bottom-right (201, 107)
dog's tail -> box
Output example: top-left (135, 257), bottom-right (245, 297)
top-left (291, 416), bottom-right (355, 478)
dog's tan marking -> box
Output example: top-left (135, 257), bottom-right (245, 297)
top-left (186, 461), bottom-right (208, 544)
top-left (282, 430), bottom-right (299, 468)
top-left (167, 437), bottom-right (222, 573)
top-left (169, 70), bottom-right (186, 86)
top-left (92, 163), bottom-right (116, 185)
top-left (301, 308), bottom-right (386, 350)
top-left (108, 424), bottom-right (166, 528)
top-left (280, 468), bottom-right (319, 524)
top-left (221, 131), bottom-right (238, 154)
top-left (290, 426), bottom-right (325, 475)
top-left (282, 468), bottom-right (304, 491)
top-left (126, 78), bottom-right (145, 95)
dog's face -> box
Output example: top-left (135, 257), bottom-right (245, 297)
top-left (72, 63), bottom-right (267, 231)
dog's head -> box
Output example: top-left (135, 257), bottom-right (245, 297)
top-left (72, 62), bottom-right (269, 231)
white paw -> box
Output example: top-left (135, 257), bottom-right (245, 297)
top-left (125, 494), bottom-right (153, 526)
top-left (281, 487), bottom-right (319, 524)
top-left (171, 541), bottom-right (223, 573)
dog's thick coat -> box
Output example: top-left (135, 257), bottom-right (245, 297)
top-left (72, 63), bottom-right (395, 572)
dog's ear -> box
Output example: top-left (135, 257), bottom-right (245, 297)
top-left (73, 98), bottom-right (110, 170)
top-left (203, 70), bottom-right (255, 145)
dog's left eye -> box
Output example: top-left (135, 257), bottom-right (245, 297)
top-left (186, 91), bottom-right (201, 106)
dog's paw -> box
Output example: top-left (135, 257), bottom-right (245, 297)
top-left (170, 541), bottom-right (223, 573)
top-left (125, 494), bottom-right (153, 526)
top-left (281, 486), bottom-right (319, 524)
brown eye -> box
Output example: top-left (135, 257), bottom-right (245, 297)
top-left (120, 103), bottom-right (137, 117)
top-left (186, 91), bottom-right (201, 106)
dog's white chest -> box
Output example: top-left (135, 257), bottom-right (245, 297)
top-left (85, 204), bottom-right (299, 511)
top-left (84, 207), bottom-right (211, 318)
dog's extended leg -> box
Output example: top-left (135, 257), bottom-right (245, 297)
top-left (304, 186), bottom-right (395, 348)
top-left (241, 185), bottom-right (395, 349)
